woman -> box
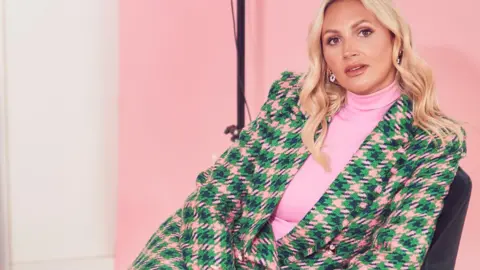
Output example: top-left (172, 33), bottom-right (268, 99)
top-left (131, 0), bottom-right (467, 269)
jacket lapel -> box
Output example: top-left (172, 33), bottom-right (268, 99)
top-left (239, 93), bottom-right (414, 263)
top-left (237, 86), bottom-right (313, 255)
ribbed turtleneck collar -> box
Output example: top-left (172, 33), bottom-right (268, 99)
top-left (344, 79), bottom-right (402, 112)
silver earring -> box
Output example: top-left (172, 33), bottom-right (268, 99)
top-left (329, 73), bottom-right (336, 82)
top-left (397, 50), bottom-right (403, 64)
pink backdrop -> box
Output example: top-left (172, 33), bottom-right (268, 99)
top-left (115, 1), bottom-right (480, 269)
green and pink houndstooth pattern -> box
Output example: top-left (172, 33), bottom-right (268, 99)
top-left (130, 71), bottom-right (466, 269)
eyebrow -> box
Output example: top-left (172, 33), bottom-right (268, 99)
top-left (323, 19), bottom-right (371, 35)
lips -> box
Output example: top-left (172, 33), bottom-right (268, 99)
top-left (344, 63), bottom-right (368, 77)
top-left (344, 64), bottom-right (367, 73)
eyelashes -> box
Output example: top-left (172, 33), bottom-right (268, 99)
top-left (326, 36), bottom-right (340, 46)
top-left (325, 28), bottom-right (374, 46)
top-left (359, 28), bottom-right (373, 37)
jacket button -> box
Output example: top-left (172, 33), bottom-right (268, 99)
top-left (327, 243), bottom-right (337, 254)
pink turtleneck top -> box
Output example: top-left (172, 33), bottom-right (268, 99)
top-left (269, 79), bottom-right (402, 241)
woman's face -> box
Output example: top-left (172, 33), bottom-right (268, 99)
top-left (321, 0), bottom-right (397, 95)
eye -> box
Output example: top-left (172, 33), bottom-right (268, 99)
top-left (326, 37), bottom-right (340, 45)
top-left (359, 28), bottom-right (373, 37)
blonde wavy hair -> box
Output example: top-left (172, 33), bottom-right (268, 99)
top-left (299, 0), bottom-right (465, 172)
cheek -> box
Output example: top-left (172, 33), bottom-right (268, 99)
top-left (366, 39), bottom-right (394, 67)
top-left (372, 50), bottom-right (392, 68)
top-left (323, 49), bottom-right (343, 73)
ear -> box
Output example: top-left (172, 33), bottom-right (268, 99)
top-left (389, 31), bottom-right (395, 40)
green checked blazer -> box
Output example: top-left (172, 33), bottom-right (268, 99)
top-left (130, 71), bottom-right (467, 269)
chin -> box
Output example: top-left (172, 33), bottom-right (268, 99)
top-left (342, 82), bottom-right (375, 95)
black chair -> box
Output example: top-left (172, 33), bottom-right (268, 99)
top-left (421, 167), bottom-right (472, 270)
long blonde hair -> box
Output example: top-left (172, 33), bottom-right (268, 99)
top-left (299, 0), bottom-right (465, 171)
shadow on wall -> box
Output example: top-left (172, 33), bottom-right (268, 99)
top-left (419, 44), bottom-right (480, 148)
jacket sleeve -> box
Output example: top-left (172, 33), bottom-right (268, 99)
top-left (180, 121), bottom-right (254, 269)
top-left (180, 71), bottom-right (300, 269)
top-left (347, 131), bottom-right (467, 270)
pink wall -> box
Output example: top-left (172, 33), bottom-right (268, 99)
top-left (116, 1), bottom-right (479, 269)
top-left (115, 1), bottom-right (264, 268)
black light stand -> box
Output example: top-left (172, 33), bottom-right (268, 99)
top-left (224, 0), bottom-right (245, 142)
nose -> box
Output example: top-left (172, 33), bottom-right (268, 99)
top-left (343, 39), bottom-right (358, 59)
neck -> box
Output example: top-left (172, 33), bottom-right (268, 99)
top-left (344, 79), bottom-right (402, 112)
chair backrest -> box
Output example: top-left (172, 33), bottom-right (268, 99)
top-left (421, 167), bottom-right (472, 270)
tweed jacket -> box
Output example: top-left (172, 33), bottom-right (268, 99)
top-left (130, 71), bottom-right (467, 269)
